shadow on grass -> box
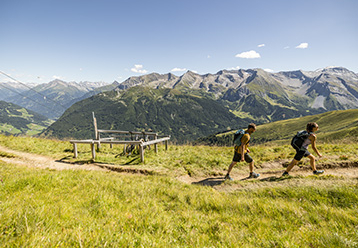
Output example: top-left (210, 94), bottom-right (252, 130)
top-left (56, 156), bottom-right (157, 175)
top-left (238, 175), bottom-right (291, 182)
top-left (57, 155), bottom-right (142, 166)
top-left (192, 177), bottom-right (225, 187)
top-left (56, 156), bottom-right (94, 165)
top-left (259, 176), bottom-right (292, 182)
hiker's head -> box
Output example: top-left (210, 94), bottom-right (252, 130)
top-left (306, 122), bottom-right (319, 132)
top-left (247, 123), bottom-right (256, 134)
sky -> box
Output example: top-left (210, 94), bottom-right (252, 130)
top-left (1, 0), bottom-right (357, 84)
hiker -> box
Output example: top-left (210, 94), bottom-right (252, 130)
top-left (225, 123), bottom-right (260, 181)
top-left (282, 122), bottom-right (324, 176)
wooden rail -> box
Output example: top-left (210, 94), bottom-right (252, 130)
top-left (70, 113), bottom-right (170, 163)
top-left (70, 136), bottom-right (170, 163)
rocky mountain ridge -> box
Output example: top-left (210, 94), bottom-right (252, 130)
top-left (112, 67), bottom-right (358, 123)
top-left (116, 67), bottom-right (358, 111)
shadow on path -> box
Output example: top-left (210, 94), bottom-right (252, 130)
top-left (192, 177), bottom-right (225, 187)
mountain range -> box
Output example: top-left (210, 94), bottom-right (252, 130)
top-left (118, 67), bottom-right (358, 117)
top-left (39, 66), bottom-right (358, 142)
top-left (0, 80), bottom-right (114, 119)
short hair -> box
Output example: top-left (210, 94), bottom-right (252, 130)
top-left (248, 123), bottom-right (256, 130)
top-left (306, 122), bottom-right (318, 132)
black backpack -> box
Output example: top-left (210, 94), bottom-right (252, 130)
top-left (291, 130), bottom-right (310, 150)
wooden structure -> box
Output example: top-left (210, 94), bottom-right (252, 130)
top-left (69, 113), bottom-right (170, 162)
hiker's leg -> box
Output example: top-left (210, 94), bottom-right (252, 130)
top-left (227, 151), bottom-right (240, 175)
top-left (227, 161), bottom-right (237, 175)
top-left (286, 149), bottom-right (306, 173)
top-left (286, 159), bottom-right (298, 172)
top-left (307, 154), bottom-right (316, 171)
top-left (243, 153), bottom-right (254, 173)
top-left (248, 161), bottom-right (254, 173)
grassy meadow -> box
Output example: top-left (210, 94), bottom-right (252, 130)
top-left (202, 109), bottom-right (358, 147)
top-left (1, 134), bottom-right (358, 247)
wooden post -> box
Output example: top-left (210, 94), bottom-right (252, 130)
top-left (93, 112), bottom-right (101, 149)
top-left (73, 143), bottom-right (78, 158)
top-left (165, 140), bottom-right (168, 150)
top-left (91, 143), bottom-right (96, 160)
top-left (154, 133), bottom-right (158, 153)
top-left (93, 112), bottom-right (98, 139)
top-left (97, 132), bottom-right (101, 150)
top-left (139, 144), bottom-right (144, 163)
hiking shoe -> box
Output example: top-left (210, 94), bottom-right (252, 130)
top-left (249, 172), bottom-right (260, 178)
top-left (313, 170), bottom-right (324, 175)
top-left (224, 174), bottom-right (233, 181)
top-left (282, 171), bottom-right (289, 176)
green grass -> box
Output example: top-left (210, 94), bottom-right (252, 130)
top-left (1, 161), bottom-right (358, 247)
top-left (1, 134), bottom-right (358, 177)
top-left (1, 134), bottom-right (358, 246)
top-left (0, 124), bottom-right (22, 135)
top-left (207, 109), bottom-right (358, 146)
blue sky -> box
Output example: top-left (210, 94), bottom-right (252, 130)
top-left (1, 0), bottom-right (357, 84)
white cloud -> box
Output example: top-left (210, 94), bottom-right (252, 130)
top-left (258, 44), bottom-right (265, 47)
top-left (296, 43), bottom-right (308, 49)
top-left (264, 68), bottom-right (274, 73)
top-left (131, 64), bottom-right (148, 74)
top-left (207, 55), bottom-right (211, 59)
top-left (228, 66), bottom-right (241, 70)
top-left (171, 68), bottom-right (187, 72)
top-left (284, 46), bottom-right (290, 49)
top-left (52, 75), bottom-right (63, 80)
top-left (235, 50), bottom-right (261, 59)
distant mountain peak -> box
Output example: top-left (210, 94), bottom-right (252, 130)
top-left (315, 66), bottom-right (352, 74)
top-left (48, 79), bottom-right (66, 85)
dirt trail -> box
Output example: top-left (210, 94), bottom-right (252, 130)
top-left (1, 145), bottom-right (357, 191)
top-left (177, 160), bottom-right (358, 191)
top-left (0, 145), bottom-right (108, 172)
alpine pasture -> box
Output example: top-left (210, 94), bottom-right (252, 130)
top-left (0, 132), bottom-right (358, 247)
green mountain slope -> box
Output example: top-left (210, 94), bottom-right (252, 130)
top-left (0, 101), bottom-right (52, 136)
top-left (41, 86), bottom-right (251, 142)
top-left (195, 108), bottom-right (358, 146)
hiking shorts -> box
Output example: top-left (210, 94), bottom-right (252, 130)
top-left (233, 152), bottom-right (253, 163)
top-left (294, 149), bottom-right (311, 161)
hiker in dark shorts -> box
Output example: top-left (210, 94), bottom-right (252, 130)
top-left (283, 122), bottom-right (324, 176)
top-left (225, 123), bottom-right (260, 181)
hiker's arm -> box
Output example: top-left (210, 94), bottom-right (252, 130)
top-left (240, 144), bottom-right (245, 161)
top-left (240, 134), bottom-right (249, 160)
top-left (310, 135), bottom-right (322, 157)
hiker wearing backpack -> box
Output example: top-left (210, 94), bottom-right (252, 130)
top-left (282, 122), bottom-right (324, 176)
top-left (224, 123), bottom-right (260, 181)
